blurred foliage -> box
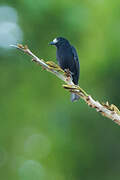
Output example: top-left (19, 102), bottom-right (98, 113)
top-left (0, 0), bottom-right (120, 180)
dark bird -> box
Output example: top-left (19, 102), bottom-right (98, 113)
top-left (49, 37), bottom-right (80, 102)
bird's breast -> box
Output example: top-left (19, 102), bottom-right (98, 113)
top-left (56, 46), bottom-right (74, 70)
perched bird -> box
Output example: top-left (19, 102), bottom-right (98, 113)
top-left (49, 37), bottom-right (80, 102)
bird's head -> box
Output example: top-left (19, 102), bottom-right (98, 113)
top-left (49, 37), bottom-right (69, 47)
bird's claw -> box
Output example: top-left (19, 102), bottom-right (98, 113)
top-left (64, 69), bottom-right (73, 81)
top-left (64, 69), bottom-right (71, 77)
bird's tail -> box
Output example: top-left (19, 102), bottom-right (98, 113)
top-left (71, 93), bottom-right (80, 102)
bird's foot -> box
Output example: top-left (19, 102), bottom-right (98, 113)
top-left (64, 69), bottom-right (73, 81)
top-left (66, 76), bottom-right (71, 82)
top-left (64, 69), bottom-right (71, 77)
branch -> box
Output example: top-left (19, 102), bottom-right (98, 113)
top-left (11, 44), bottom-right (120, 126)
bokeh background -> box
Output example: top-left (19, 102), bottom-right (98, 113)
top-left (0, 0), bottom-right (120, 180)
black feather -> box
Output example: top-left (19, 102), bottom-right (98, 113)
top-left (49, 37), bottom-right (80, 101)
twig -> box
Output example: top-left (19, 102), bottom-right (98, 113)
top-left (10, 44), bottom-right (120, 126)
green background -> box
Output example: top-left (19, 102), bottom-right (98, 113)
top-left (0, 0), bottom-right (120, 180)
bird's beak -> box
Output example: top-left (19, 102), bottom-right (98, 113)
top-left (48, 41), bottom-right (55, 45)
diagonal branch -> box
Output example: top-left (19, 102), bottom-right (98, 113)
top-left (10, 44), bottom-right (120, 126)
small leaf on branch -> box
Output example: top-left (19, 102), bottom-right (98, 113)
top-left (46, 61), bottom-right (64, 73)
top-left (24, 45), bottom-right (28, 50)
top-left (102, 101), bottom-right (120, 114)
top-left (18, 44), bottom-right (24, 49)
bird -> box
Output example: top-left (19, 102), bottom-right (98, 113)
top-left (49, 37), bottom-right (80, 102)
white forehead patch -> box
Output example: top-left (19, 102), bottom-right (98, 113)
top-left (53, 38), bottom-right (58, 43)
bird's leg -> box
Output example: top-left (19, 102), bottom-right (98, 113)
top-left (64, 69), bottom-right (73, 81)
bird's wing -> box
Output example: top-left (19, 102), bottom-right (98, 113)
top-left (71, 46), bottom-right (80, 75)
